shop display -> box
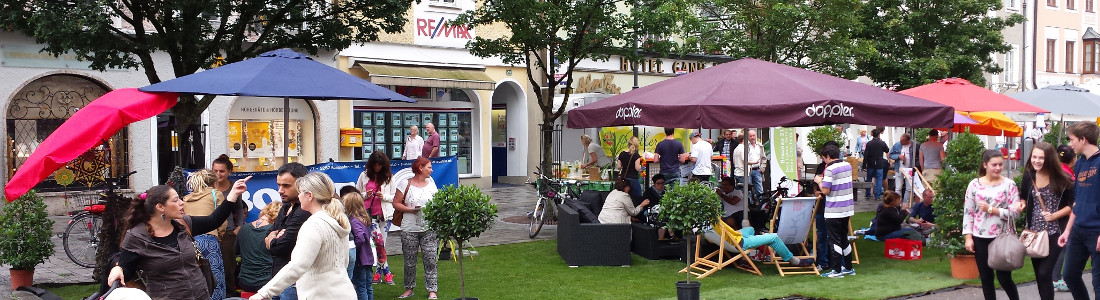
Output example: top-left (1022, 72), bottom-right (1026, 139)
top-left (356, 110), bottom-right (473, 171)
top-left (228, 121), bottom-right (244, 158)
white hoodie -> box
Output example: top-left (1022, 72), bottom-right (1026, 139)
top-left (257, 210), bottom-right (355, 300)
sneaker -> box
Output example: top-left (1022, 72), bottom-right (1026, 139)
top-left (821, 270), bottom-right (844, 278)
top-left (1054, 280), bottom-right (1069, 292)
top-left (384, 273), bottom-right (395, 285)
top-left (373, 272), bottom-right (382, 284)
top-left (791, 258), bottom-right (815, 267)
top-left (841, 267), bottom-right (856, 276)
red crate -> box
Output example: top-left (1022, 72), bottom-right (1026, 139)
top-left (885, 238), bottom-right (922, 260)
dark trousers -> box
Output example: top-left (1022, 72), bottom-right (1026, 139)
top-left (973, 236), bottom-right (1019, 300)
top-left (815, 211), bottom-right (829, 268)
top-left (826, 217), bottom-right (853, 273)
top-left (220, 231), bottom-right (239, 296)
top-left (1064, 228), bottom-right (1100, 300)
top-left (1031, 237), bottom-right (1063, 300)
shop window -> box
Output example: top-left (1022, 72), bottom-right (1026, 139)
top-left (355, 110), bottom-right (474, 174)
top-left (394, 86), bottom-right (433, 99)
top-left (6, 74), bottom-right (127, 191)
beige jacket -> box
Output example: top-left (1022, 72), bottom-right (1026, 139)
top-left (182, 188), bottom-right (226, 237)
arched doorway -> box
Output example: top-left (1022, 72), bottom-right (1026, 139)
top-left (490, 80), bottom-right (527, 182)
top-left (6, 74), bottom-right (125, 191)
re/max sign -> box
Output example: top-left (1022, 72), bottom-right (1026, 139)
top-left (415, 18), bottom-right (473, 39)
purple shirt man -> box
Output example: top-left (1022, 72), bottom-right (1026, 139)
top-left (423, 122), bottom-right (441, 158)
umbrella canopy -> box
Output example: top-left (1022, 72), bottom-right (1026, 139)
top-left (141, 48), bottom-right (415, 102)
top-left (1009, 83), bottom-right (1100, 117)
top-left (899, 78), bottom-right (1049, 113)
top-left (955, 112), bottom-right (978, 125)
top-left (952, 111), bottom-right (1022, 137)
top-left (5, 89), bottom-right (178, 201)
top-left (566, 58), bottom-right (954, 129)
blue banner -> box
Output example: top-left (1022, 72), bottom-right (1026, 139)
top-left (186, 156), bottom-right (459, 222)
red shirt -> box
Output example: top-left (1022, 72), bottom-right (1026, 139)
top-left (423, 132), bottom-right (441, 158)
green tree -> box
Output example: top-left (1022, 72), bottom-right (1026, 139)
top-left (856, 0), bottom-right (1024, 89)
top-left (0, 0), bottom-right (412, 167)
top-left (807, 126), bottom-right (846, 157)
top-left (932, 131), bottom-right (984, 255)
top-left (681, 0), bottom-right (870, 78)
top-left (453, 0), bottom-right (684, 173)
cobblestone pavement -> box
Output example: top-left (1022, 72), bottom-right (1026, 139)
top-left (0, 182), bottom-right (889, 298)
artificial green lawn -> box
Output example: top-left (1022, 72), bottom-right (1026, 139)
top-left (48, 212), bottom-right (1051, 300)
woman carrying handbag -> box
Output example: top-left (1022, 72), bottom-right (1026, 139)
top-left (963, 150), bottom-right (1022, 300)
top-left (1021, 142), bottom-right (1075, 300)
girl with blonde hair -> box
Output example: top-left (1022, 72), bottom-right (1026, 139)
top-left (344, 190), bottom-right (379, 300)
top-left (616, 136), bottom-right (644, 197)
top-left (251, 172), bottom-right (355, 300)
top-left (182, 169), bottom-right (228, 300)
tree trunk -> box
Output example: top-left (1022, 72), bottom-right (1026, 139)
top-left (457, 240), bottom-right (467, 299)
top-left (94, 193), bottom-right (132, 282)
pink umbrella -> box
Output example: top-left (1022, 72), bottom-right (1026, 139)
top-left (900, 78), bottom-right (1049, 113)
top-left (5, 89), bottom-right (178, 201)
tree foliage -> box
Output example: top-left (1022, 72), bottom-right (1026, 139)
top-left (0, 190), bottom-right (55, 270)
top-left (807, 126), bottom-right (846, 157)
top-left (856, 0), bottom-right (1025, 89)
top-left (424, 184), bottom-right (498, 299)
top-left (932, 132), bottom-right (984, 255)
top-left (0, 0), bottom-right (413, 127)
top-left (681, 0), bottom-right (870, 78)
top-left (453, 0), bottom-right (685, 171)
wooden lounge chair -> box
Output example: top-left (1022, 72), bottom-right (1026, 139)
top-left (680, 220), bottom-right (761, 278)
top-left (767, 196), bottom-right (821, 276)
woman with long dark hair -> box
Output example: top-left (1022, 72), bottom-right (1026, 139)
top-left (355, 150), bottom-right (396, 285)
top-left (107, 176), bottom-right (250, 300)
top-left (963, 149), bottom-right (1022, 300)
top-left (1021, 142), bottom-right (1075, 300)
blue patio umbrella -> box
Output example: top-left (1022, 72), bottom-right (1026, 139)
top-left (141, 48), bottom-right (415, 161)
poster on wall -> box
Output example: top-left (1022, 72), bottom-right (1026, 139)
top-left (392, 112), bottom-right (403, 127)
top-left (228, 121), bottom-right (244, 158)
top-left (422, 113), bottom-right (433, 125)
top-left (362, 128), bottom-right (373, 144)
top-left (272, 120), bottom-right (302, 157)
top-left (449, 128), bottom-right (459, 142)
top-left (375, 129), bottom-right (387, 144)
top-left (245, 121), bottom-right (271, 158)
top-left (375, 113), bottom-right (386, 126)
top-left (769, 127), bottom-right (798, 196)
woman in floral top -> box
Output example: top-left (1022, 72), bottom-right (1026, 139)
top-left (963, 149), bottom-right (1022, 300)
top-left (1020, 142), bottom-right (1075, 300)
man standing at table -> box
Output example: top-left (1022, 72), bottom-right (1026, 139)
top-left (919, 129), bottom-right (945, 185)
top-left (654, 127), bottom-right (686, 186)
top-left (733, 129), bottom-right (767, 196)
top-left (424, 122), bottom-right (441, 158)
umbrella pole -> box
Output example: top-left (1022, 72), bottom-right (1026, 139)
top-left (742, 127), bottom-right (749, 227)
top-left (283, 96), bottom-right (290, 165)
top-left (1059, 115), bottom-right (1064, 144)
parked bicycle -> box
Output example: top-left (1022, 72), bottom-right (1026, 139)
top-left (525, 167), bottom-right (585, 238)
top-left (63, 171), bottom-right (136, 268)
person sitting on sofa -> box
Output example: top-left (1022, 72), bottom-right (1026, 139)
top-left (730, 220), bottom-right (815, 267)
top-left (599, 178), bottom-right (650, 224)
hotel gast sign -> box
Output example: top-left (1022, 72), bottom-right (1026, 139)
top-left (619, 57), bottom-right (713, 75)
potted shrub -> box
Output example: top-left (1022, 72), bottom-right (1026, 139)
top-left (0, 190), bottom-right (56, 289)
top-left (930, 131), bottom-right (983, 279)
top-left (660, 182), bottom-right (722, 300)
top-left (424, 185), bottom-right (499, 300)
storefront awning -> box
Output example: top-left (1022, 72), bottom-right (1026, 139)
top-left (357, 63), bottom-right (496, 90)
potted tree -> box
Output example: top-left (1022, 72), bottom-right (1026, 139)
top-left (0, 190), bottom-right (56, 289)
top-left (931, 132), bottom-right (984, 279)
top-left (424, 185), bottom-right (499, 300)
top-left (660, 182), bottom-right (722, 300)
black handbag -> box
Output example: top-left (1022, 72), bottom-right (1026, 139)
top-left (179, 220), bottom-right (217, 293)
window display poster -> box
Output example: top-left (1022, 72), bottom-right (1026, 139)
top-left (362, 144), bottom-right (374, 157)
top-left (391, 128), bottom-right (403, 145)
top-left (450, 114), bottom-right (458, 127)
top-left (391, 144), bottom-right (403, 159)
top-left (375, 112), bottom-right (386, 126)
top-left (438, 130), bottom-right (447, 143)
top-left (362, 113), bottom-right (373, 127)
top-left (405, 113), bottom-right (420, 127)
top-left (422, 113), bottom-right (433, 125)
top-left (245, 121), bottom-right (271, 158)
top-left (392, 112), bottom-right (403, 127)
top-left (450, 144), bottom-right (459, 157)
top-left (438, 113), bottom-right (449, 125)
top-left (228, 121), bottom-right (244, 158)
top-left (362, 128), bottom-right (373, 144)
top-left (272, 120), bottom-right (301, 157)
top-left (375, 128), bottom-right (386, 144)
top-left (450, 129), bottom-right (459, 142)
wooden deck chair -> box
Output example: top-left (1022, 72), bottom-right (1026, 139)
top-left (849, 220), bottom-right (861, 264)
top-left (767, 196), bottom-right (821, 276)
top-left (680, 220), bottom-right (761, 278)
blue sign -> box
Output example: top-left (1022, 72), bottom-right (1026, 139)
top-left (186, 156), bottom-right (460, 222)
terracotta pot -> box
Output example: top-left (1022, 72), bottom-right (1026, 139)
top-left (10, 268), bottom-right (34, 289)
top-left (950, 254), bottom-right (979, 279)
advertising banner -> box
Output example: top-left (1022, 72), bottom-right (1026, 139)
top-left (186, 156), bottom-right (460, 222)
top-left (769, 127), bottom-right (799, 196)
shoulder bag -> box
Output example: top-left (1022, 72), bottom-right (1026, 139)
top-left (1019, 180), bottom-right (1050, 258)
top-left (987, 203), bottom-right (1026, 271)
top-left (178, 219), bottom-right (217, 293)
top-left (391, 181), bottom-right (413, 227)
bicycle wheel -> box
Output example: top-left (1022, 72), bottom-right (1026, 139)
top-left (64, 213), bottom-right (101, 268)
top-left (528, 197), bottom-right (549, 238)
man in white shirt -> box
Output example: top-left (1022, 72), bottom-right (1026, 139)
top-left (402, 125), bottom-right (424, 160)
top-left (733, 129), bottom-right (767, 196)
top-left (689, 131), bottom-right (714, 182)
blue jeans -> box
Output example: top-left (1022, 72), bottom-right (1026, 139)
top-left (194, 234), bottom-right (226, 300)
top-left (815, 211), bottom-right (829, 268)
top-left (1064, 228), bottom-right (1100, 300)
top-left (662, 172), bottom-right (681, 188)
top-left (272, 284), bottom-right (297, 300)
top-left (352, 265), bottom-right (374, 300)
top-left (749, 169), bottom-right (764, 196)
top-left (881, 227), bottom-right (921, 241)
top-left (740, 227), bottom-right (793, 261)
top-left (625, 178), bottom-right (642, 198)
top-left (865, 168), bottom-right (884, 199)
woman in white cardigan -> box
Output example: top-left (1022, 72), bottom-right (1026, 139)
top-left (251, 172), bottom-right (355, 300)
top-left (598, 178), bottom-right (649, 224)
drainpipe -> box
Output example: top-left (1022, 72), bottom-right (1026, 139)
top-left (1022, 1), bottom-right (1028, 91)
top-left (1032, 0), bottom-right (1039, 90)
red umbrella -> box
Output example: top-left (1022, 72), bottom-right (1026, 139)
top-left (5, 89), bottom-right (178, 201)
top-left (900, 78), bottom-right (1049, 113)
